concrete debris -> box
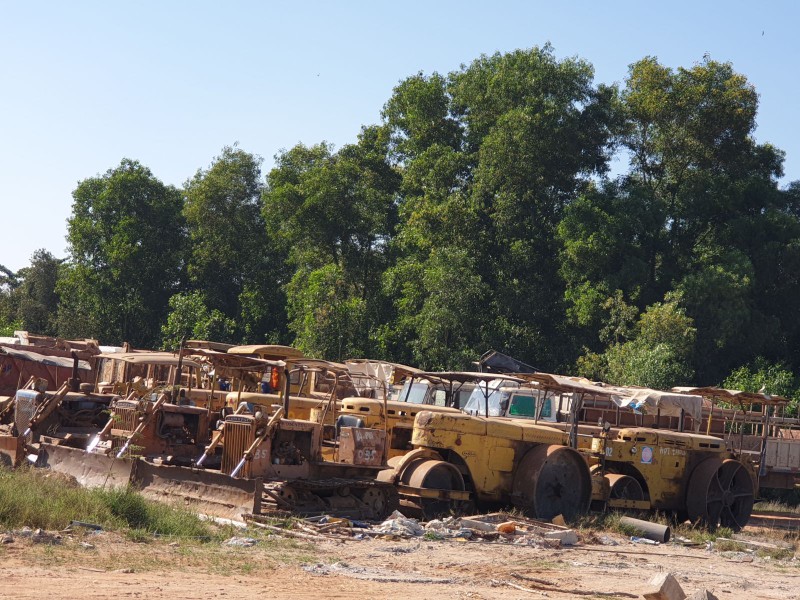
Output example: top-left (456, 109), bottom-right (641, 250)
top-left (303, 562), bottom-right (454, 584)
top-left (598, 535), bottom-right (620, 546)
top-left (224, 536), bottom-right (258, 547)
top-left (31, 529), bottom-right (62, 545)
top-left (79, 541), bottom-right (95, 549)
top-left (381, 543), bottom-right (420, 553)
top-left (719, 551), bottom-right (754, 562)
top-left (459, 518), bottom-right (496, 533)
top-left (425, 518), bottom-right (473, 539)
top-left (643, 572), bottom-right (686, 600)
top-left (0, 534), bottom-right (13, 544)
top-left (686, 591), bottom-right (719, 600)
top-left (543, 529), bottom-right (579, 546)
top-left (376, 511), bottom-right (425, 537)
top-left (287, 510), bottom-right (582, 547)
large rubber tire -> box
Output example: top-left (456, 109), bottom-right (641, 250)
top-left (686, 458), bottom-right (754, 532)
top-left (512, 444), bottom-right (592, 521)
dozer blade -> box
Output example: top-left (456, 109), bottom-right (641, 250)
top-left (36, 443), bottom-right (136, 489)
top-left (133, 461), bottom-right (262, 522)
top-left (0, 435), bottom-right (25, 467)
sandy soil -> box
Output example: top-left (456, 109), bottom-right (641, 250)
top-left (0, 525), bottom-right (797, 600)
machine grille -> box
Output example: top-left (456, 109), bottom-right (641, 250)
top-left (14, 390), bottom-right (39, 442)
top-left (114, 404), bottom-right (139, 433)
top-left (221, 419), bottom-right (255, 476)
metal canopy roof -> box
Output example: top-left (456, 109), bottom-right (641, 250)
top-left (95, 352), bottom-right (202, 369)
top-left (416, 371), bottom-right (526, 384)
top-left (227, 345), bottom-right (304, 360)
top-left (672, 386), bottom-right (790, 407)
top-left (0, 347), bottom-right (91, 371)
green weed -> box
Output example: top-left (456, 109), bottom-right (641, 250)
top-left (0, 466), bottom-right (215, 541)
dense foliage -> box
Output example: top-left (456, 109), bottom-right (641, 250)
top-left (2, 46), bottom-right (799, 402)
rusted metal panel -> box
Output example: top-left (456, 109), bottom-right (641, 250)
top-left (38, 443), bottom-right (136, 488)
top-left (487, 446), bottom-right (515, 472)
top-left (338, 427), bottom-right (385, 466)
top-left (0, 434), bottom-right (24, 467)
top-left (134, 461), bottom-right (261, 521)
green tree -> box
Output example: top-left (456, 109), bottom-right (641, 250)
top-left (160, 291), bottom-right (236, 351)
top-left (580, 295), bottom-right (696, 389)
top-left (14, 249), bottom-right (62, 335)
top-left (564, 56), bottom-right (793, 382)
top-left (723, 358), bottom-right (799, 415)
top-left (183, 146), bottom-right (284, 341)
top-left (383, 45), bottom-right (620, 369)
top-left (285, 263), bottom-right (367, 360)
top-left (58, 159), bottom-right (185, 346)
top-left (0, 264), bottom-right (20, 333)
top-left (263, 126), bottom-right (400, 359)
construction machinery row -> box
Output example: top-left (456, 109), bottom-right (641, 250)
top-left (0, 341), bottom-right (793, 532)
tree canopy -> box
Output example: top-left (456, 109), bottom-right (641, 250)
top-left (11, 46), bottom-right (800, 406)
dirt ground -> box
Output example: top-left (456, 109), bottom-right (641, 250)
top-left (0, 524), bottom-right (798, 600)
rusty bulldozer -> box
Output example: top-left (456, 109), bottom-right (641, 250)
top-left (38, 361), bottom-right (398, 522)
top-left (0, 352), bottom-right (117, 467)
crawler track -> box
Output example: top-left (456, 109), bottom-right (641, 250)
top-left (261, 478), bottom-right (399, 520)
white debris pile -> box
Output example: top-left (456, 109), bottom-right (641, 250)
top-left (375, 510), bottom-right (425, 537)
top-left (370, 510), bottom-right (580, 547)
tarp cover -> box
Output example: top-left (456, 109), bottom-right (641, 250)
top-left (611, 387), bottom-right (703, 423)
top-left (345, 360), bottom-right (396, 399)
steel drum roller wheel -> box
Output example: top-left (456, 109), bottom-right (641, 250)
top-left (606, 473), bottom-right (645, 501)
top-left (719, 459), bottom-right (754, 531)
top-left (403, 459), bottom-right (466, 519)
top-left (512, 444), bottom-right (592, 521)
top-left (686, 458), bottom-right (754, 532)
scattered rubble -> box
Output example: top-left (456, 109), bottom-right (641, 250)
top-left (303, 561), bottom-right (454, 584)
top-left (250, 510), bottom-right (586, 548)
top-left (224, 536), bottom-right (258, 547)
top-left (376, 510), bottom-right (425, 537)
top-left (644, 572), bottom-right (686, 600)
top-left (642, 572), bottom-right (721, 600)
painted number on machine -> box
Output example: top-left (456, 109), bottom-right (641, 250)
top-left (659, 447), bottom-right (686, 457)
top-left (357, 448), bottom-right (376, 462)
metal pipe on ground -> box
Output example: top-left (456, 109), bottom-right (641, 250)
top-left (619, 516), bottom-right (670, 543)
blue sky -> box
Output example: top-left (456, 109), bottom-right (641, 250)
top-left (2, 1), bottom-right (797, 272)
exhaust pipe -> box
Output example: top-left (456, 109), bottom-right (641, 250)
top-left (69, 351), bottom-right (81, 392)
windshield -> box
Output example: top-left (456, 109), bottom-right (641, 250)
top-left (397, 381), bottom-right (430, 404)
top-left (463, 388), bottom-right (512, 416)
